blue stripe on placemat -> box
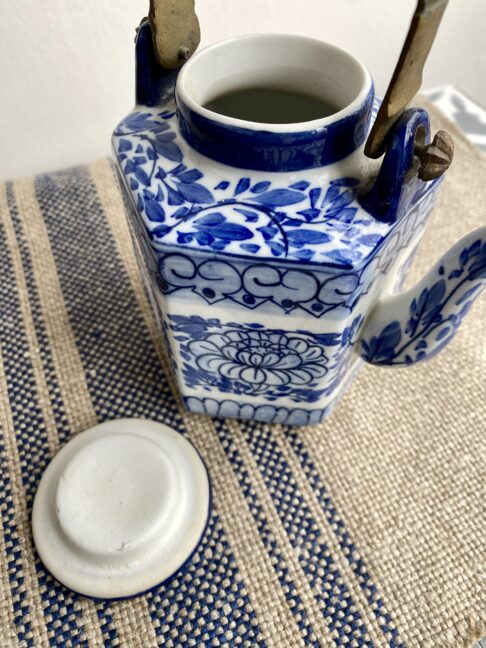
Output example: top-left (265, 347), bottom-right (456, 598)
top-left (1, 184), bottom-right (90, 647)
top-left (284, 427), bottom-right (405, 647)
top-left (242, 420), bottom-right (374, 647)
top-left (33, 167), bottom-right (265, 646)
top-left (5, 184), bottom-right (117, 647)
top-left (0, 187), bottom-right (36, 647)
top-left (213, 420), bottom-right (321, 646)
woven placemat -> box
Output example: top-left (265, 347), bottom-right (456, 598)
top-left (0, 98), bottom-right (484, 648)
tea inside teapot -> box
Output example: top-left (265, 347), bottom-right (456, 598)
top-left (203, 86), bottom-right (340, 124)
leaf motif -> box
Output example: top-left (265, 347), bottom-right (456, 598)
top-left (325, 207), bottom-right (358, 222)
top-left (172, 206), bottom-right (190, 219)
top-left (152, 122), bottom-right (170, 133)
top-left (468, 242), bottom-right (486, 279)
top-left (327, 189), bottom-right (355, 211)
top-left (195, 213), bottom-right (225, 226)
top-left (456, 284), bottom-right (482, 306)
top-left (269, 241), bottom-right (286, 256)
top-left (194, 231), bottom-right (214, 246)
top-left (215, 181), bottom-right (230, 191)
top-left (252, 189), bottom-right (306, 207)
top-left (153, 139), bottom-right (183, 163)
top-left (290, 181), bottom-right (310, 191)
top-left (122, 111), bottom-right (160, 132)
top-left (240, 244), bottom-right (260, 254)
top-left (251, 181), bottom-right (271, 194)
top-left (295, 249), bottom-right (315, 261)
top-left (177, 182), bottom-right (213, 204)
top-left (448, 269), bottom-right (462, 280)
top-left (166, 185), bottom-right (184, 206)
top-left (460, 246), bottom-right (470, 267)
top-left (287, 230), bottom-right (331, 246)
top-left (145, 199), bottom-right (165, 222)
top-left (324, 249), bottom-right (356, 265)
top-left (421, 280), bottom-right (446, 326)
top-left (297, 208), bottom-right (321, 221)
top-left (150, 224), bottom-right (171, 237)
top-left (368, 321), bottom-right (402, 361)
top-left (177, 232), bottom-right (193, 244)
top-left (358, 234), bottom-right (383, 247)
top-left (309, 188), bottom-right (322, 208)
top-left (195, 217), bottom-right (252, 242)
top-left (177, 170), bottom-right (204, 183)
top-left (330, 177), bottom-right (359, 187)
top-left (135, 166), bottom-right (150, 186)
top-left (321, 184), bottom-right (341, 208)
top-left (118, 139), bottom-right (132, 153)
top-left (234, 208), bottom-right (259, 222)
top-left (257, 226), bottom-right (279, 241)
top-left (124, 160), bottom-right (136, 174)
top-left (435, 327), bottom-right (451, 342)
top-left (235, 178), bottom-right (251, 195)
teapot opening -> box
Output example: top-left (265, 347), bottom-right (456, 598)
top-left (203, 86), bottom-right (340, 125)
top-left (176, 33), bottom-right (372, 131)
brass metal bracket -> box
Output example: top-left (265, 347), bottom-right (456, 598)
top-left (148, 0), bottom-right (201, 70)
top-left (365, 0), bottom-right (453, 180)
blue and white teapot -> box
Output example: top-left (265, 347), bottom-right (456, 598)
top-left (113, 17), bottom-right (486, 427)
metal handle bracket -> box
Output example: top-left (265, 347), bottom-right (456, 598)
top-left (365, 0), bottom-right (449, 162)
top-left (148, 0), bottom-right (201, 70)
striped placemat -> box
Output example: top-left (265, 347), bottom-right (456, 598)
top-left (0, 99), bottom-right (484, 647)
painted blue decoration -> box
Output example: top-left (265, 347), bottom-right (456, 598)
top-left (359, 109), bottom-right (436, 224)
top-left (166, 314), bottom-right (363, 406)
top-left (114, 105), bottom-right (394, 265)
top-left (360, 230), bottom-right (486, 366)
top-left (112, 22), bottom-right (486, 426)
top-left (135, 20), bottom-right (179, 107)
top-left (184, 397), bottom-right (331, 427)
top-left (177, 91), bottom-right (375, 172)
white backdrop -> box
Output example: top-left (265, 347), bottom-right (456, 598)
top-left (1, 0), bottom-right (485, 181)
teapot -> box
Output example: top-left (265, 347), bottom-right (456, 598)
top-left (112, 11), bottom-right (486, 427)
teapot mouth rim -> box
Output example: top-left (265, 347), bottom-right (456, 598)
top-left (176, 33), bottom-right (373, 133)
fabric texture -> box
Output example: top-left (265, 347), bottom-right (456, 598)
top-left (0, 99), bottom-right (484, 648)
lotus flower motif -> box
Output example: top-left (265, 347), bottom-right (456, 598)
top-left (189, 330), bottom-right (327, 392)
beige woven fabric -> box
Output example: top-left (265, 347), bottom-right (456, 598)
top-left (0, 98), bottom-right (484, 647)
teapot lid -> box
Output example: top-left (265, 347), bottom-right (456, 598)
top-left (32, 419), bottom-right (210, 599)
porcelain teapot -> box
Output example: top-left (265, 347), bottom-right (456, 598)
top-left (112, 20), bottom-right (486, 427)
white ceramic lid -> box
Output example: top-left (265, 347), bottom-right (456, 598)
top-left (32, 419), bottom-right (210, 599)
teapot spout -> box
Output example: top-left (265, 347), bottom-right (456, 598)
top-left (359, 228), bottom-right (486, 367)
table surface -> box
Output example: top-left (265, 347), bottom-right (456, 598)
top-left (424, 85), bottom-right (486, 153)
top-left (0, 86), bottom-right (484, 648)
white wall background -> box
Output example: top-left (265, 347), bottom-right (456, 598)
top-left (1, 0), bottom-right (485, 181)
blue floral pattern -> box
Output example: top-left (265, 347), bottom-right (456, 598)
top-left (120, 177), bottom-right (439, 319)
top-left (113, 104), bottom-right (393, 266)
top-left (190, 330), bottom-right (328, 393)
top-left (113, 22), bottom-right (486, 427)
top-left (166, 315), bottom-right (363, 404)
top-left (361, 232), bottom-right (486, 365)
